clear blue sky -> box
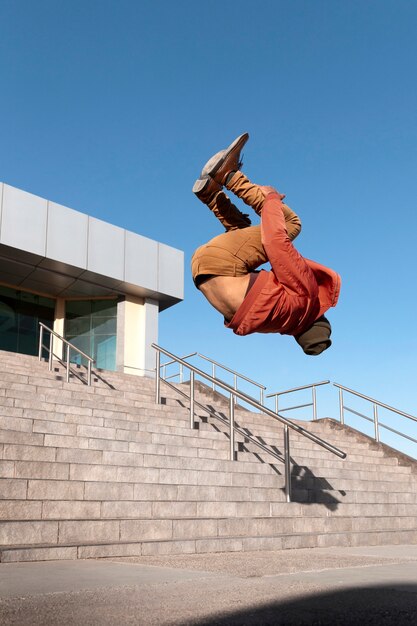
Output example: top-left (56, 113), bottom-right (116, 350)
top-left (1, 1), bottom-right (416, 452)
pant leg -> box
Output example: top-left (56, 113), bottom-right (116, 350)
top-left (191, 225), bottom-right (268, 283)
top-left (207, 191), bottom-right (252, 232)
top-left (226, 171), bottom-right (302, 241)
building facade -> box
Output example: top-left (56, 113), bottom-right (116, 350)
top-left (0, 182), bottom-right (184, 376)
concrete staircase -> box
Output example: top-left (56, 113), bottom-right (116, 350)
top-left (1, 350), bottom-right (416, 563)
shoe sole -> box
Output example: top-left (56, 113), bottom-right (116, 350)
top-left (202, 133), bottom-right (249, 178)
top-left (192, 178), bottom-right (208, 194)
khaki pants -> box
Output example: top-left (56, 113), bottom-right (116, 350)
top-left (191, 171), bottom-right (302, 285)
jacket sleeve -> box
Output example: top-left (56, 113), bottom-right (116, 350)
top-left (261, 192), bottom-right (319, 297)
top-left (261, 192), bottom-right (341, 316)
top-left (261, 192), bottom-right (293, 264)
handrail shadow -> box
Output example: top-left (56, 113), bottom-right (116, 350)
top-left (203, 405), bottom-right (344, 512)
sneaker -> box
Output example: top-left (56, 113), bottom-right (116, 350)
top-left (192, 176), bottom-right (222, 204)
top-left (201, 133), bottom-right (249, 185)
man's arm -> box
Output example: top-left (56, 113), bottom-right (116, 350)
top-left (259, 189), bottom-right (318, 298)
top-left (259, 186), bottom-right (301, 241)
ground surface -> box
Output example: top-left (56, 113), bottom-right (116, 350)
top-left (1, 545), bottom-right (417, 625)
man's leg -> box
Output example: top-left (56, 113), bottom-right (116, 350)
top-left (196, 133), bottom-right (301, 238)
top-left (209, 192), bottom-right (253, 231)
top-left (226, 171), bottom-right (302, 241)
top-left (194, 133), bottom-right (300, 236)
top-left (191, 224), bottom-right (268, 284)
top-left (193, 177), bottom-right (252, 232)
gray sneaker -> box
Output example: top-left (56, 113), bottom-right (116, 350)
top-left (200, 133), bottom-right (249, 185)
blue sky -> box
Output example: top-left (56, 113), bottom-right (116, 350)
top-left (1, 1), bottom-right (416, 453)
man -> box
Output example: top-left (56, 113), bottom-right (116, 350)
top-left (191, 133), bottom-right (341, 356)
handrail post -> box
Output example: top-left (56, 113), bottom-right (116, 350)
top-left (66, 345), bottom-right (70, 383)
top-left (48, 332), bottom-right (53, 371)
top-left (155, 350), bottom-right (161, 405)
top-left (312, 386), bottom-right (317, 421)
top-left (151, 345), bottom-right (346, 462)
top-left (284, 424), bottom-right (291, 502)
top-left (275, 395), bottom-right (279, 414)
top-left (233, 373), bottom-right (237, 405)
top-left (373, 403), bottom-right (379, 442)
top-left (212, 364), bottom-right (215, 391)
top-left (190, 370), bottom-right (195, 429)
top-left (38, 322), bottom-right (95, 385)
top-left (229, 393), bottom-right (235, 461)
top-left (260, 388), bottom-right (264, 406)
top-left (339, 388), bottom-right (345, 425)
top-left (180, 364), bottom-right (183, 383)
top-left (38, 325), bottom-right (43, 361)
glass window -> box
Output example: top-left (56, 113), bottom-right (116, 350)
top-left (65, 299), bottom-right (118, 371)
top-left (0, 286), bottom-right (55, 357)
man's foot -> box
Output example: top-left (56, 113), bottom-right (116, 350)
top-left (200, 133), bottom-right (249, 185)
top-left (192, 176), bottom-right (222, 204)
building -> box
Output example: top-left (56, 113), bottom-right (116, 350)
top-left (0, 182), bottom-right (184, 376)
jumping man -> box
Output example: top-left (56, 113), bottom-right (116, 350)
top-left (191, 133), bottom-right (341, 356)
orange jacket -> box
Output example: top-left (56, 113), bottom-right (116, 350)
top-left (226, 192), bottom-right (341, 337)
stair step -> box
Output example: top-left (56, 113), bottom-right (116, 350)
top-left (1, 452), bottom-right (414, 488)
top-left (1, 516), bottom-right (417, 552)
top-left (0, 527), bottom-right (415, 563)
top-left (1, 350), bottom-right (416, 564)
top-left (3, 498), bottom-right (417, 521)
top-left (0, 406), bottom-right (397, 462)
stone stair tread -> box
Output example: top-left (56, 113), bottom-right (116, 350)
top-left (1, 403), bottom-right (394, 459)
top-left (2, 454), bottom-right (415, 487)
top-left (3, 499), bottom-right (417, 521)
top-left (1, 350), bottom-right (416, 563)
top-left (3, 442), bottom-right (408, 475)
top-left (2, 525), bottom-right (417, 557)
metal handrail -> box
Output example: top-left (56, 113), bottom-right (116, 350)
top-left (334, 382), bottom-right (417, 446)
top-left (267, 381), bottom-right (330, 420)
top-left (161, 376), bottom-right (286, 465)
top-left (153, 344), bottom-right (346, 502)
top-left (161, 352), bottom-right (198, 382)
top-left (161, 351), bottom-right (267, 404)
top-left (38, 322), bottom-right (95, 386)
top-left (195, 353), bottom-right (267, 405)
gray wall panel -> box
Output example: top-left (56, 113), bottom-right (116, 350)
top-left (87, 217), bottom-right (125, 281)
top-left (0, 183), bottom-right (3, 232)
top-left (60, 278), bottom-right (116, 298)
top-left (0, 182), bottom-right (184, 308)
top-left (158, 243), bottom-right (184, 299)
top-left (124, 231), bottom-right (158, 291)
top-left (1, 185), bottom-right (47, 256)
top-left (19, 267), bottom-right (75, 291)
top-left (47, 201), bottom-right (88, 268)
top-left (0, 257), bottom-right (31, 279)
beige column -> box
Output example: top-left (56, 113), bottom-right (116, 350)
top-left (116, 296), bottom-right (159, 377)
top-left (53, 297), bottom-right (66, 360)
